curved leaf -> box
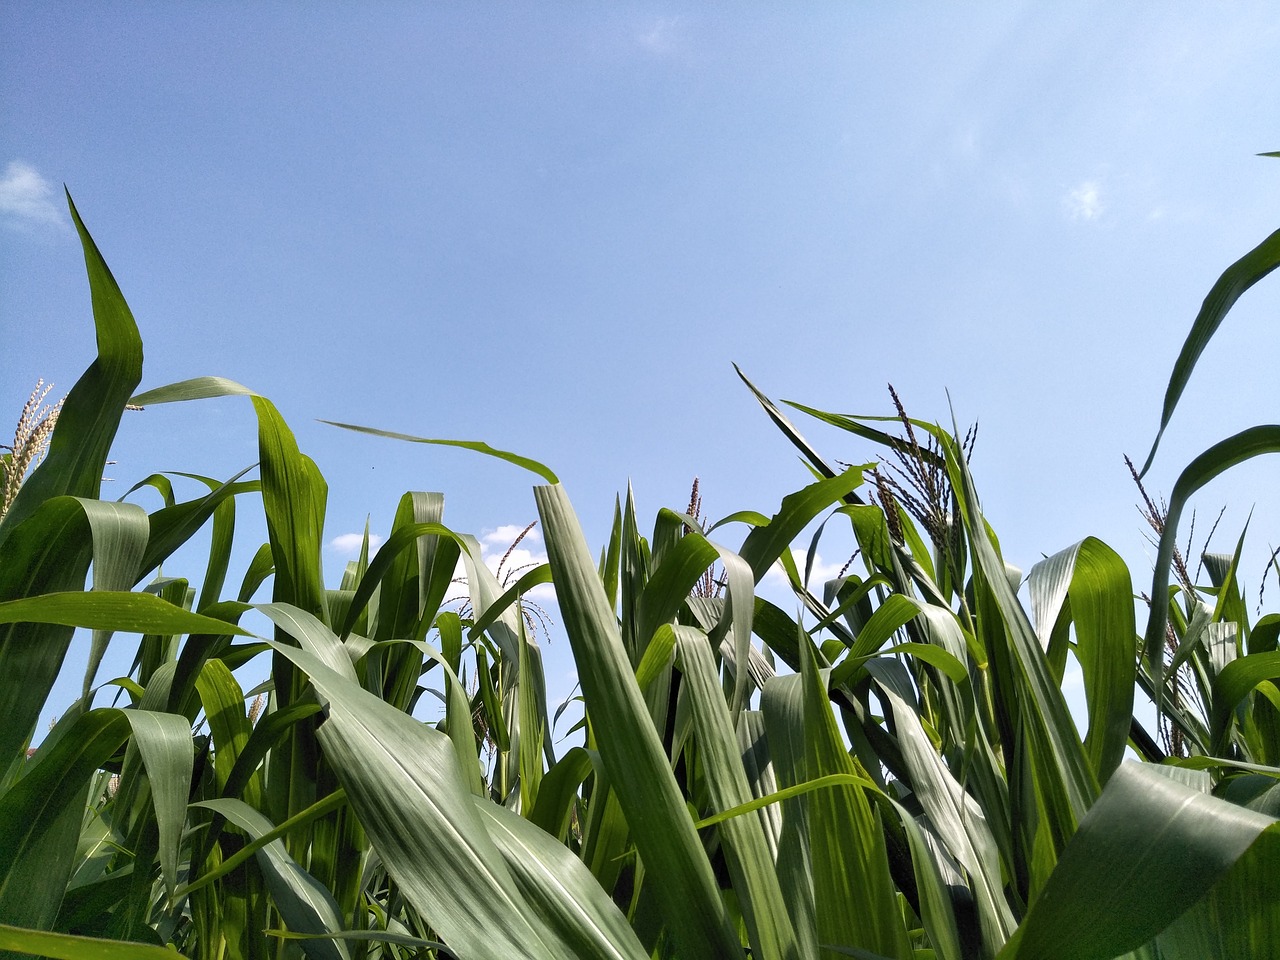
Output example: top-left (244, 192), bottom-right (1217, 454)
top-left (1140, 226), bottom-right (1280, 476)
top-left (1004, 763), bottom-right (1276, 960)
top-left (269, 640), bottom-right (560, 960)
top-left (196, 797), bottom-right (350, 960)
top-left (1144, 426), bottom-right (1280, 706)
top-left (1211, 651), bottom-right (1280, 754)
top-left (320, 420), bottom-right (559, 484)
top-left (0, 194), bottom-right (143, 543)
top-left (0, 710), bottom-right (131, 930)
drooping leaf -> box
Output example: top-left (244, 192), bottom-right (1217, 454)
top-left (196, 797), bottom-right (351, 960)
top-left (269, 640), bottom-right (561, 960)
top-left (1003, 763), bottom-right (1277, 960)
top-left (320, 420), bottom-right (559, 484)
top-left (1144, 426), bottom-right (1280, 710)
top-left (0, 710), bottom-right (131, 931)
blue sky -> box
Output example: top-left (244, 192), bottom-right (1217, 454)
top-left (3, 5), bottom-right (1280, 726)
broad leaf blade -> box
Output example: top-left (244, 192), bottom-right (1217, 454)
top-left (1005, 763), bottom-right (1276, 960)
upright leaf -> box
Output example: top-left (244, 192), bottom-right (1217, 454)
top-left (1139, 226), bottom-right (1280, 476)
top-left (535, 483), bottom-right (743, 960)
top-left (0, 194), bottom-right (143, 543)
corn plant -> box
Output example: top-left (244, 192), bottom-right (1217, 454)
top-left (0, 193), bottom-right (1277, 960)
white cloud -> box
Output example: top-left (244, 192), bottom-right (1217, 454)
top-left (482, 524), bottom-right (541, 546)
top-left (484, 542), bottom-right (557, 602)
top-left (638, 16), bottom-right (681, 54)
top-left (1063, 180), bottom-right (1104, 221)
top-left (448, 524), bottom-right (557, 605)
top-left (329, 532), bottom-right (384, 557)
top-left (0, 161), bottom-right (66, 230)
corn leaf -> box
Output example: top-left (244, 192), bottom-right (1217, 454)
top-left (535, 483), bottom-right (743, 959)
top-left (0, 710), bottom-right (131, 931)
top-left (1144, 425), bottom-right (1280, 709)
top-left (197, 797), bottom-right (351, 960)
top-left (269, 639), bottom-right (560, 960)
top-left (676, 626), bottom-right (804, 960)
top-left (0, 923), bottom-right (180, 960)
top-left (1139, 226), bottom-right (1280, 476)
top-left (320, 420), bottom-right (559, 484)
top-left (0, 194), bottom-right (142, 542)
top-left (1003, 762), bottom-right (1277, 960)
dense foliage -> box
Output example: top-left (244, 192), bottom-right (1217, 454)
top-left (1, 194), bottom-right (1277, 959)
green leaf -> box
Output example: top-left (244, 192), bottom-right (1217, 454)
top-left (411, 638), bottom-right (486, 797)
top-left (865, 659), bottom-right (1015, 953)
top-left (534, 483), bottom-right (743, 959)
top-left (1144, 425), bottom-right (1280, 709)
top-left (338, 519), bottom-right (462, 640)
top-left (0, 710), bottom-right (131, 931)
top-left (739, 469), bottom-right (866, 584)
top-left (1210, 651), bottom-right (1280, 754)
top-left (735, 365), bottom-right (862, 498)
top-left (130, 375), bottom-right (258, 405)
top-left (676, 627), bottom-right (801, 960)
top-left (0, 922), bottom-right (181, 960)
top-left (78, 500), bottom-right (148, 698)
top-left (195, 797), bottom-right (351, 960)
top-left (945, 430), bottom-right (1098, 845)
top-left (0, 591), bottom-right (252, 636)
top-left (795, 632), bottom-right (911, 960)
top-left (472, 798), bottom-right (649, 960)
top-left (119, 710), bottom-right (193, 902)
top-left (1029, 538), bottom-right (1136, 785)
top-left (467, 565), bottom-right (552, 639)
top-left (255, 397), bottom-right (329, 620)
top-left (320, 420), bottom-right (559, 484)
top-left (1003, 763), bottom-right (1276, 960)
top-left (137, 470), bottom-right (257, 593)
top-left (125, 378), bottom-right (330, 622)
top-left (183, 790), bottom-right (347, 898)
top-left (0, 194), bottom-right (143, 543)
top-left (269, 640), bottom-right (560, 960)
top-left (1154, 823), bottom-right (1280, 960)
top-left (1139, 226), bottom-right (1280, 476)
top-left (528, 746), bottom-right (596, 841)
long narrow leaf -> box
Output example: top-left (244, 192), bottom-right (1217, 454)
top-left (321, 420), bottom-right (559, 484)
top-left (535, 483), bottom-right (743, 959)
top-left (1139, 226), bottom-right (1280, 476)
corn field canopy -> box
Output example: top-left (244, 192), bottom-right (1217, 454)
top-left (1, 196), bottom-right (1279, 960)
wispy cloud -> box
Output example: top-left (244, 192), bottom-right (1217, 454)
top-left (1063, 180), bottom-right (1104, 221)
top-left (0, 161), bottom-right (66, 230)
top-left (329, 532), bottom-right (385, 557)
top-left (637, 16), bottom-right (681, 55)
